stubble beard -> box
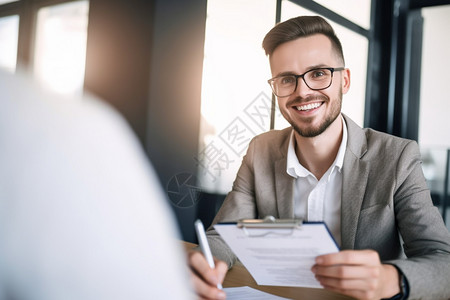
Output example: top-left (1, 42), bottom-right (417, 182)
top-left (287, 90), bottom-right (343, 138)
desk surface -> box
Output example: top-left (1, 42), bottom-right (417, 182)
top-left (183, 241), bottom-right (354, 300)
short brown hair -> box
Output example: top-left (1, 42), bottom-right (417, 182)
top-left (262, 15), bottom-right (345, 65)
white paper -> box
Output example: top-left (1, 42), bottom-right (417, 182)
top-left (214, 222), bottom-right (339, 288)
top-left (224, 286), bottom-right (290, 299)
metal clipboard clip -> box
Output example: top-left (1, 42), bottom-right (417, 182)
top-left (237, 216), bottom-right (303, 237)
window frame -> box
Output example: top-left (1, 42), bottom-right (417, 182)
top-left (0, 0), bottom-right (83, 70)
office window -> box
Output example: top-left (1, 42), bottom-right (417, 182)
top-left (419, 5), bottom-right (450, 225)
top-left (0, 15), bottom-right (19, 72)
top-left (313, 0), bottom-right (371, 29)
top-left (33, 0), bottom-right (89, 95)
top-left (419, 5), bottom-right (450, 148)
top-left (198, 0), bottom-right (276, 193)
top-left (0, 0), bottom-right (18, 4)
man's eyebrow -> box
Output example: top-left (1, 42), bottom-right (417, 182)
top-left (274, 65), bottom-right (332, 77)
top-left (308, 64), bottom-right (329, 69)
top-left (274, 71), bottom-right (297, 77)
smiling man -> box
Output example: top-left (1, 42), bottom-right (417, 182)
top-left (188, 16), bottom-right (450, 300)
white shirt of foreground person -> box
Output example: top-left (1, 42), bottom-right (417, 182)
top-left (0, 70), bottom-right (193, 300)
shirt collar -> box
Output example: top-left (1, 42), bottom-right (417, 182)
top-left (286, 130), bottom-right (309, 178)
top-left (334, 116), bottom-right (347, 171)
top-left (286, 115), bottom-right (348, 178)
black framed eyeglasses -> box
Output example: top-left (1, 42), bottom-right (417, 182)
top-left (267, 67), bottom-right (345, 97)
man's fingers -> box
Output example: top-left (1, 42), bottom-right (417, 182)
top-left (189, 269), bottom-right (226, 300)
top-left (312, 250), bottom-right (400, 300)
top-left (189, 251), bottom-right (220, 285)
top-left (188, 251), bottom-right (228, 299)
top-left (315, 274), bottom-right (378, 290)
top-left (319, 283), bottom-right (378, 300)
top-left (312, 264), bottom-right (380, 280)
top-left (316, 271), bottom-right (381, 300)
top-left (315, 249), bottom-right (380, 266)
top-left (213, 258), bottom-right (228, 284)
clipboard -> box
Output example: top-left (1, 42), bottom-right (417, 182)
top-left (232, 216), bottom-right (339, 248)
top-left (214, 216), bottom-right (340, 288)
top-left (237, 215), bottom-right (303, 229)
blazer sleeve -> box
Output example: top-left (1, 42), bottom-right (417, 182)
top-left (205, 136), bottom-right (259, 268)
top-left (386, 140), bottom-right (450, 300)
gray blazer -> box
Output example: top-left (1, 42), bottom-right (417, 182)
top-left (207, 114), bottom-right (450, 300)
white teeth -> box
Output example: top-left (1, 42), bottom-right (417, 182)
top-left (296, 102), bottom-right (321, 111)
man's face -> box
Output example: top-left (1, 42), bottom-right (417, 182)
top-left (269, 34), bottom-right (350, 138)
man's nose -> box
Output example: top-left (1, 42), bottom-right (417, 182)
top-left (293, 77), bottom-right (314, 98)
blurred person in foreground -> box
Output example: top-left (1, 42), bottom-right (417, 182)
top-left (0, 69), bottom-right (193, 300)
top-left (188, 16), bottom-right (450, 300)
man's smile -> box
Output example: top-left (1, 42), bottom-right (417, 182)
top-left (295, 102), bottom-right (323, 111)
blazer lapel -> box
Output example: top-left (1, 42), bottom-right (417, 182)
top-left (275, 128), bottom-right (295, 219)
top-left (275, 158), bottom-right (294, 218)
top-left (341, 115), bottom-right (369, 249)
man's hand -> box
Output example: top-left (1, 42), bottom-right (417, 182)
top-left (311, 250), bottom-right (401, 300)
top-left (188, 251), bottom-right (228, 300)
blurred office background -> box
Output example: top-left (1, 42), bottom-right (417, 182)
top-left (0, 0), bottom-right (449, 242)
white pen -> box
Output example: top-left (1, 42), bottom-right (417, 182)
top-left (194, 219), bottom-right (223, 290)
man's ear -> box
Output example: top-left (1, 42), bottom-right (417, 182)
top-left (341, 68), bottom-right (351, 94)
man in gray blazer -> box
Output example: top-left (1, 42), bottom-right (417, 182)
top-left (188, 16), bottom-right (450, 300)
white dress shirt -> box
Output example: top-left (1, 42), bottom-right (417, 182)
top-left (286, 116), bottom-right (348, 246)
